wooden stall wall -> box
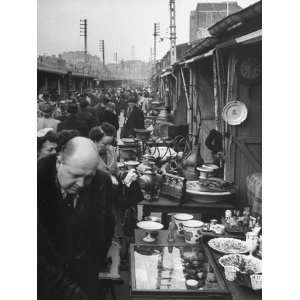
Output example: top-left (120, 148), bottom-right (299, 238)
top-left (221, 43), bottom-right (262, 206)
top-left (192, 58), bottom-right (216, 162)
top-left (173, 70), bottom-right (187, 125)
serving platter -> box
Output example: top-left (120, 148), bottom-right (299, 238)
top-left (208, 238), bottom-right (248, 254)
top-left (222, 101), bottom-right (248, 126)
top-left (186, 181), bottom-right (232, 196)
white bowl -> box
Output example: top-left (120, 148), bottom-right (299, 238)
top-left (219, 254), bottom-right (262, 274)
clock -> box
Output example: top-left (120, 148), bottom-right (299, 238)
top-left (237, 55), bottom-right (262, 84)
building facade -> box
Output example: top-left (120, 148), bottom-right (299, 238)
top-left (189, 1), bottom-right (242, 42)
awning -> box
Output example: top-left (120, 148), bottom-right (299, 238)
top-left (160, 70), bottom-right (172, 78)
top-left (216, 29), bottom-right (262, 49)
top-left (37, 65), bottom-right (67, 75)
top-left (208, 1), bottom-right (262, 37)
top-left (184, 49), bottom-right (214, 64)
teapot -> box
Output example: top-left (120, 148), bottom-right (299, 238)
top-left (138, 168), bottom-right (163, 201)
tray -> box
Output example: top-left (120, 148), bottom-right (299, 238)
top-left (130, 243), bottom-right (229, 299)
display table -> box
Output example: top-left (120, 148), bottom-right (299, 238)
top-left (132, 230), bottom-right (261, 300)
top-left (140, 195), bottom-right (235, 223)
top-left (130, 230), bottom-right (230, 300)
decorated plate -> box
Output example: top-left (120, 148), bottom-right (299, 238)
top-left (222, 101), bottom-right (248, 126)
top-left (208, 238), bottom-right (248, 254)
top-left (218, 254), bottom-right (262, 274)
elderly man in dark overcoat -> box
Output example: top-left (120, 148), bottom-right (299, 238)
top-left (37, 137), bottom-right (115, 300)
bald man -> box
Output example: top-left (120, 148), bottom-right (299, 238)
top-left (38, 137), bottom-right (115, 300)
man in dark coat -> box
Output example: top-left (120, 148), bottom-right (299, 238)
top-left (38, 137), bottom-right (115, 300)
top-left (121, 96), bottom-right (145, 138)
top-left (57, 103), bottom-right (89, 137)
top-left (77, 99), bottom-right (97, 131)
top-left (100, 102), bottom-right (119, 131)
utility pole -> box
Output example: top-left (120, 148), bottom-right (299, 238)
top-left (153, 22), bottom-right (160, 64)
top-left (99, 40), bottom-right (105, 66)
top-left (169, 0), bottom-right (177, 65)
top-left (80, 18), bottom-right (87, 92)
top-left (226, 0), bottom-right (229, 16)
top-left (150, 47), bottom-right (153, 63)
top-left (131, 45), bottom-right (135, 61)
top-left (114, 52), bottom-right (118, 73)
top-left (80, 19), bottom-right (87, 64)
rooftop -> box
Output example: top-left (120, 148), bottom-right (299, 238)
top-left (195, 1), bottom-right (242, 12)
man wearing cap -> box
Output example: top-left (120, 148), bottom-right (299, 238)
top-left (38, 137), bottom-right (115, 300)
top-left (121, 94), bottom-right (145, 138)
top-left (38, 102), bottom-right (61, 133)
top-left (100, 102), bottom-right (119, 131)
top-left (77, 99), bottom-right (97, 131)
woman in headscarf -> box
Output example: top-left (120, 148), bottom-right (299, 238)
top-left (37, 128), bottom-right (58, 160)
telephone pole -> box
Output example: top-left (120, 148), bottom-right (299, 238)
top-left (114, 52), bottom-right (118, 73)
top-left (169, 0), bottom-right (177, 65)
top-left (99, 40), bottom-right (105, 66)
top-left (80, 19), bottom-right (87, 64)
top-left (131, 45), bottom-right (135, 61)
top-left (153, 22), bottom-right (160, 64)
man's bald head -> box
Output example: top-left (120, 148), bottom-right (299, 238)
top-left (60, 137), bottom-right (99, 166)
top-left (56, 137), bottom-right (100, 194)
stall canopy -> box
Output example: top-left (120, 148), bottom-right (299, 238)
top-left (160, 70), bottom-right (173, 78)
top-left (208, 1), bottom-right (262, 37)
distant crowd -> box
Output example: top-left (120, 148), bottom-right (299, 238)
top-left (37, 87), bottom-right (153, 160)
top-left (37, 86), bottom-right (154, 300)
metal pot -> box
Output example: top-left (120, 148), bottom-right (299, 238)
top-left (196, 167), bottom-right (214, 180)
top-left (134, 129), bottom-right (151, 141)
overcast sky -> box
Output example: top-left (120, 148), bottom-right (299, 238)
top-left (38, 0), bottom-right (259, 63)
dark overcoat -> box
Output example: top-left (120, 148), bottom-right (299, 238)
top-left (37, 154), bottom-right (115, 300)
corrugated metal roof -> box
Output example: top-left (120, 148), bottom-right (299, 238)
top-left (208, 1), bottom-right (262, 37)
top-left (183, 1), bottom-right (262, 60)
top-left (37, 65), bottom-right (67, 75)
top-left (196, 2), bottom-right (241, 12)
top-left (183, 37), bottom-right (218, 59)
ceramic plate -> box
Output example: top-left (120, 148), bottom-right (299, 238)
top-left (218, 254), bottom-right (262, 273)
top-left (174, 213), bottom-right (194, 221)
top-left (208, 238), bottom-right (248, 254)
top-left (183, 220), bottom-right (204, 228)
top-left (137, 221), bottom-right (164, 231)
top-left (222, 101), bottom-right (248, 126)
top-left (186, 181), bottom-right (232, 196)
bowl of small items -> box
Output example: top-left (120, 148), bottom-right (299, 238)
top-left (219, 254), bottom-right (262, 290)
top-left (208, 237), bottom-right (248, 254)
